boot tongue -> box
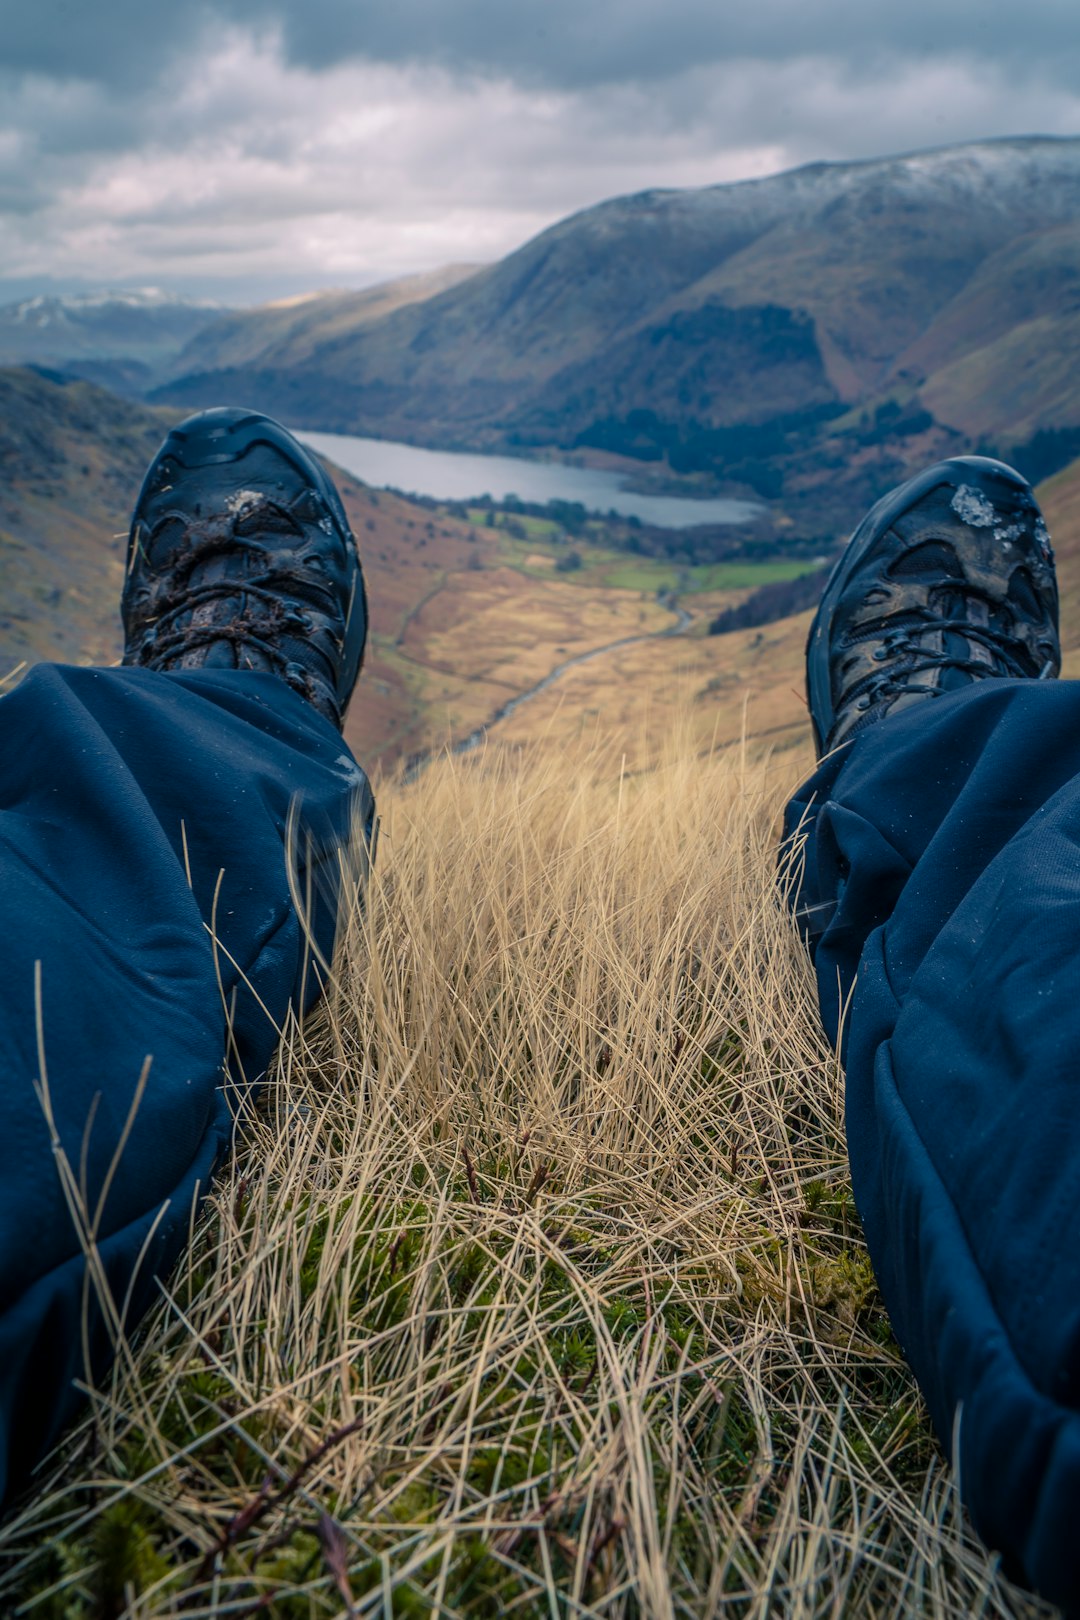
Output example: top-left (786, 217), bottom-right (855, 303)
top-left (182, 577), bottom-right (272, 674)
top-left (179, 550), bottom-right (239, 669)
top-left (938, 661), bottom-right (976, 692)
top-left (199, 639), bottom-right (241, 669)
top-left (186, 586), bottom-right (245, 670)
top-left (938, 626), bottom-right (977, 689)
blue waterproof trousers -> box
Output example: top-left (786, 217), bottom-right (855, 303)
top-left (0, 663), bottom-right (373, 1507)
top-left (6, 657), bottom-right (1080, 1608)
top-left (786, 678), bottom-right (1080, 1611)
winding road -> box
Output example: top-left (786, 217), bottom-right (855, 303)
top-left (402, 594), bottom-right (694, 780)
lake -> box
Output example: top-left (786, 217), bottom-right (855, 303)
top-left (296, 429), bottom-right (761, 530)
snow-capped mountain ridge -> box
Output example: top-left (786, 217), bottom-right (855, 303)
top-left (0, 289), bottom-right (231, 391)
top-left (9, 289), bottom-right (223, 327)
top-left (562, 135), bottom-right (1080, 243)
top-left (151, 135), bottom-right (1080, 519)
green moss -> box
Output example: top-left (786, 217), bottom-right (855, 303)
top-left (803, 1178), bottom-right (826, 1213)
top-left (4, 1140), bottom-right (942, 1617)
top-left (19, 1500), bottom-right (179, 1620)
top-left (251, 1524), bottom-right (322, 1589)
top-left (812, 1248), bottom-right (879, 1325)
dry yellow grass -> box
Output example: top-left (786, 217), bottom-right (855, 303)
top-left (486, 622), bottom-right (814, 773)
top-left (0, 724), bottom-right (1058, 1618)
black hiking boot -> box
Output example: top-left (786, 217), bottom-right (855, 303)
top-left (121, 407), bottom-right (366, 729)
top-left (806, 456), bottom-right (1059, 757)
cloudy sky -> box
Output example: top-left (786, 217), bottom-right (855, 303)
top-left (4, 0), bottom-right (1080, 305)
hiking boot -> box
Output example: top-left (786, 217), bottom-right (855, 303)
top-left (806, 456), bottom-right (1059, 757)
top-left (121, 407), bottom-right (366, 729)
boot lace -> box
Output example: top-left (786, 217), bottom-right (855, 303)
top-left (129, 514), bottom-right (339, 708)
top-left (852, 615), bottom-right (1054, 713)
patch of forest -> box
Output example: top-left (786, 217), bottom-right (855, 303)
top-left (404, 489), bottom-right (833, 566)
top-left (708, 564), bottom-right (831, 635)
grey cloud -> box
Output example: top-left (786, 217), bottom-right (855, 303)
top-left (0, 0), bottom-right (212, 89)
top-left (3, 0), bottom-right (1080, 298)
top-left (271, 0), bottom-right (1080, 92)
top-left (6, 0), bottom-right (1080, 93)
top-left (0, 74), bottom-right (144, 160)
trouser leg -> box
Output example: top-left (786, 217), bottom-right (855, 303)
top-left (0, 663), bottom-right (374, 1504)
top-left (785, 677), bottom-right (1080, 1608)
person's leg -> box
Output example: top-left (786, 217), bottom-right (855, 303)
top-left (0, 409), bottom-right (374, 1505)
top-left (785, 457), bottom-right (1080, 1608)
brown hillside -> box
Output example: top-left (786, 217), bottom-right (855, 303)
top-left (479, 454), bottom-right (1080, 774)
top-left (0, 369), bottom-right (166, 668)
top-left (4, 366), bottom-right (1080, 778)
top-left (1043, 458), bottom-right (1080, 675)
top-left (331, 475), bottom-right (674, 769)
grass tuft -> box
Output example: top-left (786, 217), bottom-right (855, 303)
top-left (0, 723), bottom-right (1056, 1617)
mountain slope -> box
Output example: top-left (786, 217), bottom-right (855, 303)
top-left (170, 264), bottom-right (482, 376)
top-left (0, 369), bottom-right (171, 667)
top-left (156, 138), bottom-right (1080, 502)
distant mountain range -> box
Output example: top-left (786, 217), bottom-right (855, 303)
top-left (8, 139), bottom-right (1080, 522)
top-left (0, 267), bottom-right (479, 401)
top-left (0, 289), bottom-right (228, 395)
top-left (171, 265), bottom-right (481, 375)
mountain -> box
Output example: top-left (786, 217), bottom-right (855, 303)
top-left (0, 269), bottom-right (483, 402)
top-left (170, 264), bottom-right (482, 376)
top-left (0, 289), bottom-right (229, 395)
top-left (154, 137), bottom-right (1080, 513)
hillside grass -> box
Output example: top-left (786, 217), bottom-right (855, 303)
top-left (0, 726), bottom-right (1055, 1619)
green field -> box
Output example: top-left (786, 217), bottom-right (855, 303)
top-left (455, 505), bottom-right (822, 602)
top-left (464, 507), bottom-right (563, 539)
top-left (599, 558), bottom-right (819, 593)
top-left (484, 527), bottom-right (819, 598)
